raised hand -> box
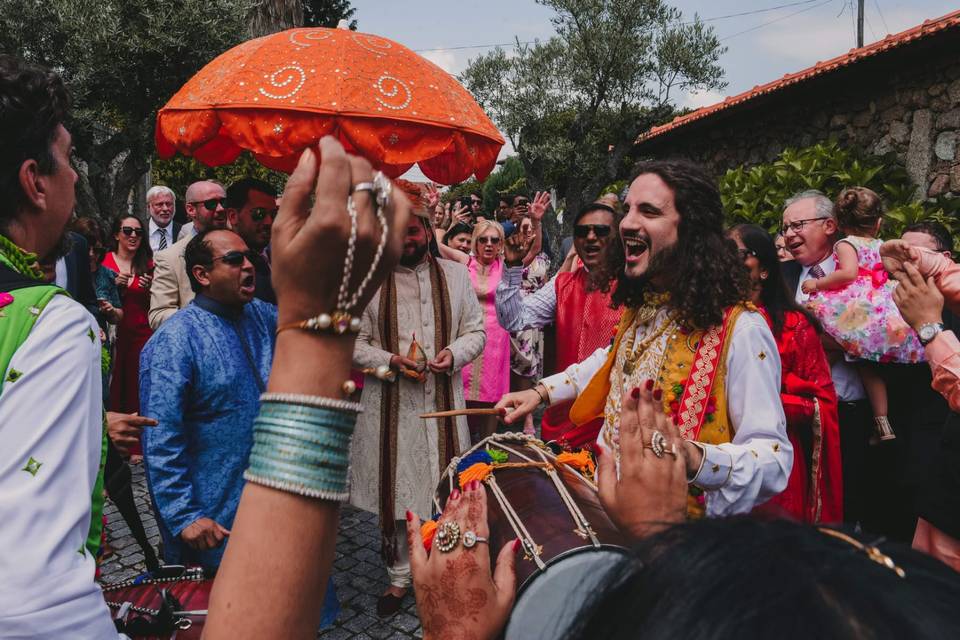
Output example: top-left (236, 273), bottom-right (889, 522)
top-left (597, 381), bottom-right (687, 542)
top-left (424, 182), bottom-right (440, 210)
top-left (451, 202), bottom-right (471, 225)
top-left (528, 191), bottom-right (551, 221)
top-left (891, 261), bottom-right (944, 331)
top-left (407, 481), bottom-right (518, 640)
top-left (271, 137), bottom-right (409, 329)
top-left (502, 230), bottom-right (530, 266)
top-left (880, 239), bottom-right (919, 276)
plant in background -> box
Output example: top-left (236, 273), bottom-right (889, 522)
top-left (719, 140), bottom-right (960, 248)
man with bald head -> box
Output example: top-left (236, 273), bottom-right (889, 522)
top-left (149, 180), bottom-right (232, 328)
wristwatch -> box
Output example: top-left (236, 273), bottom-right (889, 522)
top-left (917, 322), bottom-right (945, 346)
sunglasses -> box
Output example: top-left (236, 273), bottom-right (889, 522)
top-left (573, 224), bottom-right (612, 238)
top-left (189, 197), bottom-right (229, 211)
top-left (250, 207), bottom-right (279, 222)
top-left (120, 226), bottom-right (144, 237)
top-left (211, 249), bottom-right (257, 267)
top-left (477, 236), bottom-right (501, 245)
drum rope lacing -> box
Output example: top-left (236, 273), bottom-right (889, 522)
top-left (440, 433), bottom-right (602, 568)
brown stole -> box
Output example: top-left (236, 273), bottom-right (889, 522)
top-left (377, 258), bottom-right (457, 563)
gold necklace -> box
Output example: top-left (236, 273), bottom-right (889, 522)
top-left (622, 313), bottom-right (677, 376)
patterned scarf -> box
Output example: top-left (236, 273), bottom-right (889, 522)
top-left (377, 256), bottom-right (456, 563)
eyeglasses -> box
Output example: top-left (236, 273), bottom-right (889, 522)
top-left (120, 226), bottom-right (144, 237)
top-left (573, 224), bottom-right (612, 238)
top-left (781, 217), bottom-right (829, 234)
top-left (738, 248), bottom-right (757, 261)
top-left (477, 236), bottom-right (501, 245)
top-left (211, 250), bottom-right (257, 267)
top-left (189, 197), bottom-right (228, 211)
top-left (250, 207), bottom-right (278, 222)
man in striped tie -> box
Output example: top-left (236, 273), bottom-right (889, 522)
top-left (781, 190), bottom-right (871, 530)
top-left (146, 185), bottom-right (182, 252)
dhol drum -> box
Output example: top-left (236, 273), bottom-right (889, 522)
top-left (432, 433), bottom-right (629, 639)
top-left (100, 565), bottom-right (212, 639)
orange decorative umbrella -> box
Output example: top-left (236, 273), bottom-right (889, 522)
top-left (155, 25), bottom-right (504, 184)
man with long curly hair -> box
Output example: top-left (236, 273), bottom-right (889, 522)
top-left (498, 160), bottom-right (792, 517)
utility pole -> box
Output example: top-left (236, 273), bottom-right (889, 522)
top-left (857, 0), bottom-right (865, 47)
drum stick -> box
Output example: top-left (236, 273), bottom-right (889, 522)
top-left (420, 408), bottom-right (500, 419)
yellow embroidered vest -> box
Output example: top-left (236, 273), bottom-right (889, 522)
top-left (570, 303), bottom-right (753, 518)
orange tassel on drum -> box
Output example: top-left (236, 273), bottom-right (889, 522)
top-left (458, 462), bottom-right (493, 487)
top-left (556, 450), bottom-right (596, 477)
top-left (420, 520), bottom-right (438, 551)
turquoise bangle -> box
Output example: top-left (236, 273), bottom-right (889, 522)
top-left (244, 401), bottom-right (358, 501)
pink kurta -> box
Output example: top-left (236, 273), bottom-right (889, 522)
top-left (462, 257), bottom-right (510, 403)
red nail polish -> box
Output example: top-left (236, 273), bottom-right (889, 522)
top-left (498, 407), bottom-right (507, 416)
top-left (405, 510), bottom-right (413, 522)
top-left (450, 489), bottom-right (460, 500)
top-left (471, 480), bottom-right (480, 491)
top-left (513, 538), bottom-right (522, 552)
top-left (653, 388), bottom-right (663, 401)
top-left (645, 379), bottom-right (654, 391)
top-left (631, 387), bottom-right (641, 399)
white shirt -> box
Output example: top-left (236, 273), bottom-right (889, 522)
top-left (54, 257), bottom-right (67, 289)
top-left (148, 217), bottom-right (174, 252)
top-left (796, 255), bottom-right (866, 402)
top-left (0, 296), bottom-right (118, 638)
top-left (539, 310), bottom-right (792, 517)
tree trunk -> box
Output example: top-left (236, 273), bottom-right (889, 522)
top-left (248, 0), bottom-right (304, 38)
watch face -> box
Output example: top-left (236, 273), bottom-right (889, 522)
top-left (920, 324), bottom-right (941, 342)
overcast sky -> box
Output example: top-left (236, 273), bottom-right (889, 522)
top-left (348, 0), bottom-right (958, 179)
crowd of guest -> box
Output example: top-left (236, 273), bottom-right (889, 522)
top-left (6, 52), bottom-right (960, 639)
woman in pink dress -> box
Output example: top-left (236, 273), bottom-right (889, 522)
top-left (459, 220), bottom-right (510, 439)
top-left (102, 215), bottom-right (154, 421)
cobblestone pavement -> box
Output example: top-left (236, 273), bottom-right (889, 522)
top-left (99, 461), bottom-right (421, 638)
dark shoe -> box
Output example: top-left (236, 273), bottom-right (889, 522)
top-left (376, 591), bottom-right (406, 618)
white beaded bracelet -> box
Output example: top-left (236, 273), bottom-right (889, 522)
top-left (260, 392), bottom-right (363, 414)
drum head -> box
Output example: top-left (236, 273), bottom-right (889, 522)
top-left (504, 545), bottom-right (631, 640)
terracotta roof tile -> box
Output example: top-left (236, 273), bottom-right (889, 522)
top-left (636, 8), bottom-right (960, 145)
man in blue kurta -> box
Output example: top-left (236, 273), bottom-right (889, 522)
top-left (141, 228), bottom-right (276, 569)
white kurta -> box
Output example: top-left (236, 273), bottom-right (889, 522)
top-left (350, 259), bottom-right (485, 521)
top-left (540, 308), bottom-right (792, 518)
top-left (0, 296), bottom-right (119, 638)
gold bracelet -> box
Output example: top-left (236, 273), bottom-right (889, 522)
top-left (276, 311), bottom-right (361, 336)
top-left (533, 384), bottom-right (549, 405)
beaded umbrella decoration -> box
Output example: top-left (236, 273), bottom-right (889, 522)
top-left (156, 23), bottom-right (504, 184)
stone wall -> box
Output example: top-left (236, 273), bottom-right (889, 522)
top-left (636, 31), bottom-right (960, 200)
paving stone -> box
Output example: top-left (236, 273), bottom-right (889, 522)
top-left (101, 473), bottom-right (421, 638)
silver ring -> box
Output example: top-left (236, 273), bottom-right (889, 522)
top-left (649, 430), bottom-right (667, 458)
top-left (462, 530), bottom-right (488, 549)
top-left (351, 181), bottom-right (375, 193)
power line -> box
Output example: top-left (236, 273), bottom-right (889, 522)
top-left (873, 0), bottom-right (890, 33)
top-left (413, 0), bottom-right (826, 54)
top-left (720, 0), bottom-right (837, 41)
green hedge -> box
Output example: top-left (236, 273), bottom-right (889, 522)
top-left (719, 140), bottom-right (960, 247)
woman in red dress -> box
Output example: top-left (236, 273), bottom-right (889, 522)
top-left (102, 215), bottom-right (154, 418)
top-left (730, 224), bottom-right (844, 523)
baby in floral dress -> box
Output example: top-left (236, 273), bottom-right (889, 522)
top-left (803, 187), bottom-right (924, 443)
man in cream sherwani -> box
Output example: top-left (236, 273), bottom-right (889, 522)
top-left (351, 198), bottom-right (484, 618)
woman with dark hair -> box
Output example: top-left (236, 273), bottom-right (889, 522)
top-left (730, 223), bottom-right (843, 523)
top-left (443, 221), bottom-right (473, 254)
top-left (102, 215), bottom-right (154, 419)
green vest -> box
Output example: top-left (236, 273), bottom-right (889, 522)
top-left (0, 281), bottom-right (108, 559)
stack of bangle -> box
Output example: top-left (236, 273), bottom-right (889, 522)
top-left (244, 393), bottom-right (363, 501)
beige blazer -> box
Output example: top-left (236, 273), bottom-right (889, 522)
top-left (148, 234), bottom-right (195, 329)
